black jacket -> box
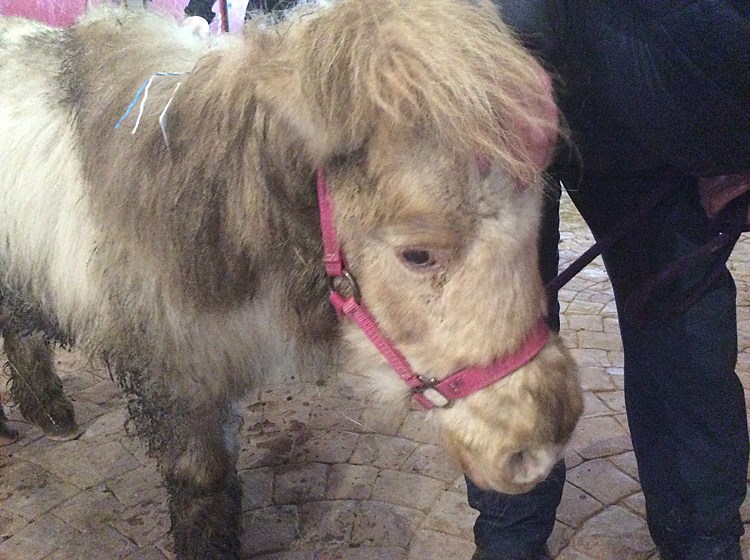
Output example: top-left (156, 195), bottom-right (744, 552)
top-left (497, 0), bottom-right (750, 176)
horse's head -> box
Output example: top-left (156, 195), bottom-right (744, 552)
top-left (251, 0), bottom-right (582, 493)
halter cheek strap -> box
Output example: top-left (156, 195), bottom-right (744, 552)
top-left (316, 167), bottom-right (549, 409)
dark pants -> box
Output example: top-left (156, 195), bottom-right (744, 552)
top-left (468, 173), bottom-right (748, 559)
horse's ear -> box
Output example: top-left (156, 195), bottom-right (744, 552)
top-left (254, 68), bottom-right (343, 163)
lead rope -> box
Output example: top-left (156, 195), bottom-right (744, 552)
top-left (548, 183), bottom-right (750, 325)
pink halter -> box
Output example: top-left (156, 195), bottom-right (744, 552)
top-left (316, 167), bottom-right (549, 409)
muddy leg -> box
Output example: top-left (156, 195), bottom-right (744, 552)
top-left (124, 371), bottom-right (243, 560)
top-left (2, 331), bottom-right (83, 441)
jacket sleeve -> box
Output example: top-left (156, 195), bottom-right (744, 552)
top-left (560, 0), bottom-right (750, 176)
top-left (489, 0), bottom-right (563, 62)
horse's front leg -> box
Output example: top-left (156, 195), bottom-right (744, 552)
top-left (123, 369), bottom-right (243, 560)
top-left (165, 415), bottom-right (243, 560)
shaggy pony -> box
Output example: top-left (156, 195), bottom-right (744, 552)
top-left (0, 1), bottom-right (581, 557)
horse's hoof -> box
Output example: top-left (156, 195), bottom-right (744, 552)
top-left (44, 422), bottom-right (85, 442)
top-left (0, 425), bottom-right (19, 446)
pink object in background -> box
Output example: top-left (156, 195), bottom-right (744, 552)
top-left (0, 0), bottom-right (88, 26)
top-left (207, 0), bottom-right (249, 34)
top-left (0, 0), bottom-right (249, 32)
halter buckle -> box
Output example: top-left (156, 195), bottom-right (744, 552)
top-left (327, 269), bottom-right (362, 302)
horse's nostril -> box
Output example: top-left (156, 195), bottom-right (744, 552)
top-left (509, 449), bottom-right (528, 470)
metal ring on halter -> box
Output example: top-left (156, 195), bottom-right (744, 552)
top-left (327, 269), bottom-right (362, 302)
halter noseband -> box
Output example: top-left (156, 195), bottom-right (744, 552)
top-left (316, 167), bottom-right (549, 409)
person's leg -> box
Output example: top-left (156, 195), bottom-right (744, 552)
top-left (569, 173), bottom-right (748, 560)
top-left (468, 182), bottom-right (564, 560)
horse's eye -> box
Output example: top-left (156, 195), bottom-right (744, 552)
top-left (400, 249), bottom-right (435, 268)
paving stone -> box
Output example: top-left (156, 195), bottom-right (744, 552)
top-left (607, 350), bottom-right (624, 368)
top-left (568, 349), bottom-right (611, 369)
top-left (577, 330), bottom-right (622, 352)
top-left (76, 379), bottom-right (125, 406)
top-left (602, 301), bottom-right (619, 318)
top-left (273, 463), bottom-right (329, 505)
top-left (567, 315), bottom-right (604, 332)
top-left (26, 438), bottom-right (142, 491)
top-left (110, 493), bottom-right (171, 548)
top-left (407, 530), bottom-right (473, 559)
top-left (237, 431), bottom-right (296, 470)
top-left (0, 507), bottom-right (29, 540)
top-left (262, 398), bottom-right (312, 433)
top-left (117, 434), bottom-right (153, 467)
top-left (571, 416), bottom-right (633, 459)
top-left (323, 547), bottom-right (407, 560)
top-left (297, 500), bottom-right (357, 546)
top-left (351, 502), bottom-right (423, 548)
top-left (7, 428), bottom-right (70, 458)
top-left (565, 300), bottom-right (606, 316)
top-left (549, 521), bottom-right (576, 556)
top-left (556, 482), bottom-right (602, 529)
top-left (622, 491), bottom-right (648, 518)
top-left (358, 403), bottom-right (409, 436)
top-left (350, 434), bottom-right (419, 470)
top-left (614, 413), bottom-right (631, 434)
top-left (47, 523), bottom-right (138, 560)
top-left (308, 396), bottom-right (365, 432)
top-left (123, 546), bottom-right (171, 560)
top-left (106, 464), bottom-right (165, 507)
top-left (0, 459), bottom-right (80, 521)
top-left (564, 450), bottom-right (585, 469)
top-left (577, 366), bottom-right (617, 392)
top-left (448, 474), bottom-right (469, 495)
top-left (371, 469), bottom-right (446, 511)
top-left (255, 553), bottom-right (317, 560)
top-left (396, 411), bottom-right (442, 446)
top-left (326, 463), bottom-right (379, 500)
top-left (567, 459), bottom-right (641, 505)
top-left (400, 443), bottom-right (462, 482)
top-left (602, 317), bottom-right (621, 334)
top-left (79, 408), bottom-right (128, 440)
top-left (596, 390), bottom-right (626, 413)
top-left (52, 483), bottom-right (125, 532)
top-left (569, 505), bottom-right (655, 560)
top-left (555, 549), bottom-right (597, 560)
top-left (609, 451), bottom-right (640, 481)
top-left (63, 397), bottom-right (110, 427)
top-left (240, 401), bottom-right (266, 435)
top-left (582, 393), bottom-right (610, 417)
top-left (608, 377), bottom-right (626, 399)
top-left (240, 467), bottom-right (275, 510)
top-left (242, 505), bottom-right (300, 556)
top-left (0, 514), bottom-right (76, 560)
top-left (420, 490), bottom-right (477, 537)
top-left (292, 429), bottom-right (358, 464)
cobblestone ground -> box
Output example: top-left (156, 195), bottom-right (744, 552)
top-left (1, 194), bottom-right (749, 560)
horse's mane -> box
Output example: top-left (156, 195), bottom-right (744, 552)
top-left (247, 0), bottom-right (553, 184)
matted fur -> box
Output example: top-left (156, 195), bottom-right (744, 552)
top-left (0, 1), bottom-right (581, 557)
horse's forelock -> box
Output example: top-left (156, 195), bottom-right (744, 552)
top-left (256, 0), bottom-right (557, 184)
